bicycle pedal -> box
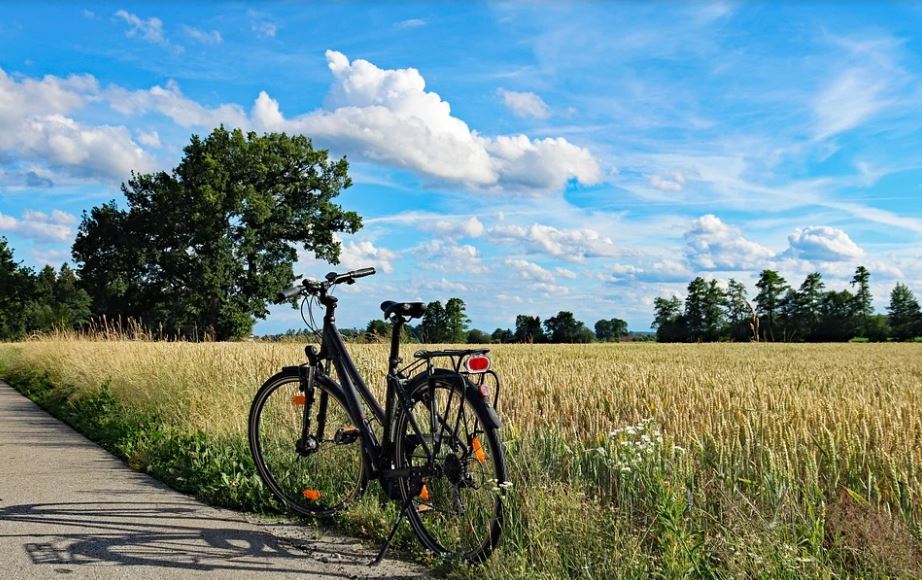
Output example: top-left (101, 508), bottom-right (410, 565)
top-left (334, 425), bottom-right (360, 444)
top-left (303, 489), bottom-right (321, 501)
top-left (417, 504), bottom-right (432, 513)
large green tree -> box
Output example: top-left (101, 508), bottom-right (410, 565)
top-left (652, 296), bottom-right (686, 342)
top-left (72, 127), bottom-right (361, 340)
top-left (418, 298), bottom-right (469, 343)
top-left (888, 283), bottom-right (921, 341)
top-left (514, 314), bottom-right (544, 343)
top-left (594, 317), bottom-right (628, 341)
top-left (420, 301), bottom-right (448, 342)
top-left (684, 277), bottom-right (725, 341)
top-left (724, 278), bottom-right (752, 341)
top-left (850, 266), bottom-right (873, 336)
top-left (444, 297), bottom-right (470, 343)
top-left (793, 272), bottom-right (826, 340)
top-left (816, 289), bottom-right (855, 341)
top-left (755, 269), bottom-right (788, 341)
top-left (544, 311), bottom-right (593, 343)
top-left (491, 328), bottom-right (514, 343)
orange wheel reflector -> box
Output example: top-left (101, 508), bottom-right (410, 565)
top-left (472, 437), bottom-right (486, 464)
top-left (419, 484), bottom-right (430, 501)
top-left (291, 394), bottom-right (306, 405)
top-left (303, 489), bottom-right (321, 501)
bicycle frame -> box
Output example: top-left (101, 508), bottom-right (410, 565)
top-left (308, 293), bottom-right (431, 482)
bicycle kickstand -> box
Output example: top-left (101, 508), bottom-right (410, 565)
top-left (370, 494), bottom-right (415, 566)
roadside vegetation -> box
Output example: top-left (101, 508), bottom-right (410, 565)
top-left (2, 338), bottom-right (920, 578)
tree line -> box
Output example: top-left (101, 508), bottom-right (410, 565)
top-left (0, 239), bottom-right (93, 339)
top-left (651, 266), bottom-right (922, 342)
top-left (261, 298), bottom-right (637, 345)
top-left (366, 299), bottom-right (634, 344)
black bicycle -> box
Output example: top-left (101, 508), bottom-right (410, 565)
top-left (248, 267), bottom-right (507, 564)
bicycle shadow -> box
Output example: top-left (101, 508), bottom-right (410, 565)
top-left (0, 500), bottom-right (426, 578)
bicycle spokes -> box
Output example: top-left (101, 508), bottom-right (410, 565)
top-left (396, 379), bottom-right (505, 560)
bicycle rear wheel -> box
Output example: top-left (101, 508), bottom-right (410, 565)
top-left (249, 370), bottom-right (367, 517)
top-left (393, 373), bottom-right (507, 563)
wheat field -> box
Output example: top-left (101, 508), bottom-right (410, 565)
top-left (2, 339), bottom-right (921, 577)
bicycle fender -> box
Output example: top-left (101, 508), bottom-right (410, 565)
top-left (427, 370), bottom-right (503, 430)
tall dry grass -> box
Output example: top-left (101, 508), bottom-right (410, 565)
top-left (2, 338), bottom-right (921, 577)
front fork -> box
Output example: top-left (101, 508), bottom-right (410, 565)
top-left (297, 346), bottom-right (329, 456)
top-left (296, 364), bottom-right (318, 455)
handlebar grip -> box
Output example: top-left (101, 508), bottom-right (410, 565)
top-left (349, 267), bottom-right (376, 279)
top-left (275, 285), bottom-right (303, 303)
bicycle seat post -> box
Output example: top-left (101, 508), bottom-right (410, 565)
top-left (388, 316), bottom-right (404, 372)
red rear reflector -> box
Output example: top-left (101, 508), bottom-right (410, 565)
top-left (292, 395), bottom-right (306, 405)
top-left (465, 355), bottom-right (490, 373)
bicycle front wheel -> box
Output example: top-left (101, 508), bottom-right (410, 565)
top-left (249, 370), bottom-right (367, 517)
top-left (393, 373), bottom-right (507, 563)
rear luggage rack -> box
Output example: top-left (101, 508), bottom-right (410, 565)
top-left (399, 348), bottom-right (502, 410)
top-left (413, 348), bottom-right (489, 361)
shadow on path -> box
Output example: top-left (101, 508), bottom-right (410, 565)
top-left (0, 501), bottom-right (421, 578)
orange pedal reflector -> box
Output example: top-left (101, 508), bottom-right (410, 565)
top-left (418, 484), bottom-right (430, 501)
top-left (303, 489), bottom-right (321, 501)
top-left (292, 394), bottom-right (306, 405)
top-left (472, 437), bottom-right (486, 464)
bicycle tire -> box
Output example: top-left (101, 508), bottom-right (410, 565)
top-left (249, 369), bottom-right (368, 517)
top-left (393, 372), bottom-right (507, 563)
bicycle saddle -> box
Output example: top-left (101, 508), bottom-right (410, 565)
top-left (380, 301), bottom-right (426, 320)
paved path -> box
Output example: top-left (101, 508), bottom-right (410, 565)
top-left (0, 381), bottom-right (427, 579)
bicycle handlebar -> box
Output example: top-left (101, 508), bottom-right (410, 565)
top-left (274, 267), bottom-right (377, 303)
top-left (326, 267), bottom-right (376, 285)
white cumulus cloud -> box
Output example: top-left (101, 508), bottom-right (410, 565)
top-left (499, 89), bottom-right (550, 119)
top-left (413, 240), bottom-right (487, 273)
top-left (106, 79), bottom-right (248, 128)
top-left (0, 68), bottom-right (153, 180)
top-left (108, 51), bottom-right (600, 194)
top-left (684, 214), bottom-right (774, 270)
top-left (137, 130), bottom-right (161, 147)
top-left (648, 171), bottom-right (685, 192)
top-left (489, 223), bottom-right (618, 261)
top-left (338, 239), bottom-right (398, 273)
top-left (425, 216), bottom-right (484, 239)
top-left (783, 225), bottom-right (864, 262)
top-left (504, 258), bottom-right (555, 282)
top-left (0, 209), bottom-right (77, 242)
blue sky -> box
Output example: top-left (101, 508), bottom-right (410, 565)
top-left (1, 2), bottom-right (921, 334)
